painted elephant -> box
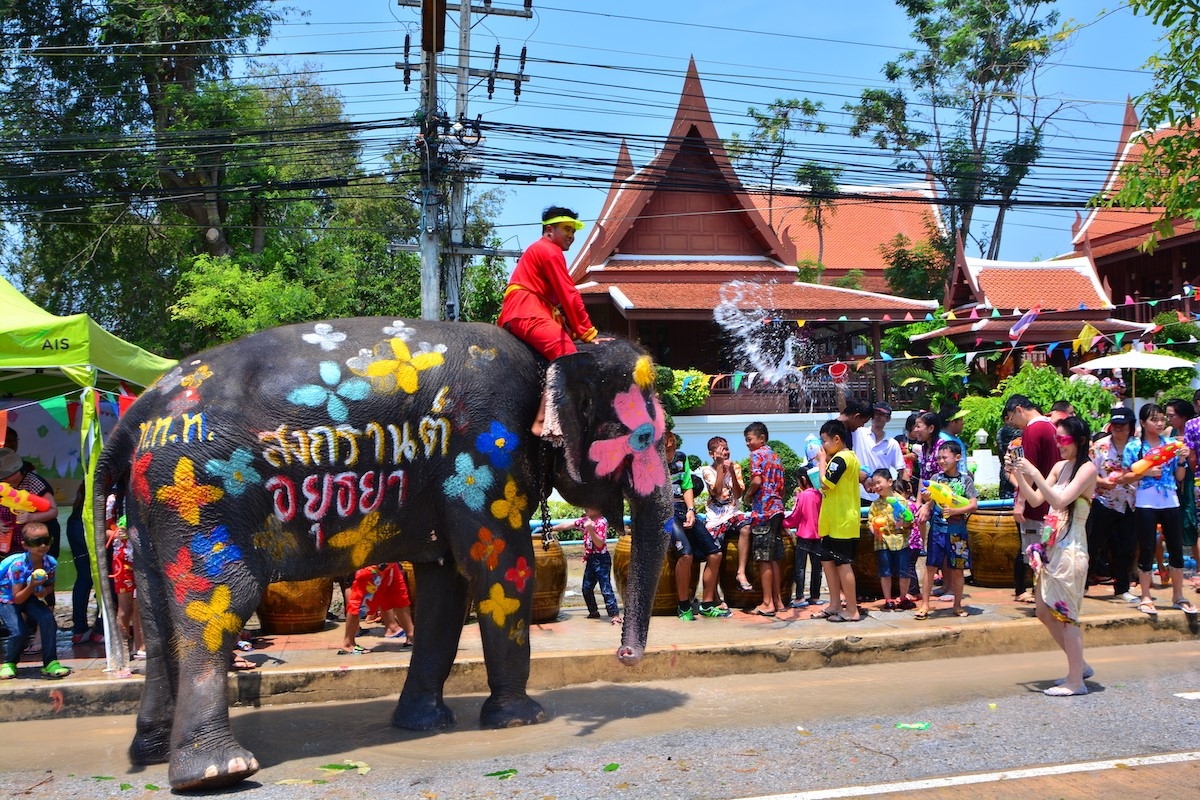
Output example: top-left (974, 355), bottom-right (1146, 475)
top-left (92, 319), bottom-right (672, 791)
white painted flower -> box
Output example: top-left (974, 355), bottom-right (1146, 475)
top-left (345, 348), bottom-right (378, 373)
top-left (416, 342), bottom-right (448, 356)
top-left (155, 366), bottom-right (184, 394)
top-left (302, 323), bottom-right (347, 351)
top-left (382, 320), bottom-right (414, 340)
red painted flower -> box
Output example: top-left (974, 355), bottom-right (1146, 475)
top-left (164, 547), bottom-right (213, 604)
top-left (505, 556), bottom-right (532, 592)
top-left (130, 451), bottom-right (153, 505)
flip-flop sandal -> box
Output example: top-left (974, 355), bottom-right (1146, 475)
top-left (1172, 601), bottom-right (1198, 614)
top-left (750, 607), bottom-right (776, 617)
top-left (809, 609), bottom-right (837, 620)
top-left (336, 645), bottom-right (371, 655)
top-left (1137, 602), bottom-right (1157, 615)
top-left (953, 609), bottom-right (970, 617)
top-left (736, 578), bottom-right (754, 592)
top-left (828, 614), bottom-right (863, 623)
top-left (912, 609), bottom-right (930, 620)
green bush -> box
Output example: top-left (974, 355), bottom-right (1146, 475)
top-left (671, 369), bottom-right (712, 411)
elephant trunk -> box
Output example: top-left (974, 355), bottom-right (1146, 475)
top-left (616, 485), bottom-right (671, 665)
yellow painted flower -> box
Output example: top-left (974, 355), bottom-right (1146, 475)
top-left (185, 585), bottom-right (243, 652)
top-left (352, 337), bottom-right (444, 395)
top-left (180, 364), bottom-right (213, 389)
top-left (326, 512), bottom-right (399, 565)
top-left (490, 477), bottom-right (528, 529)
top-left (478, 582), bottom-right (521, 627)
top-left (156, 457), bottom-right (224, 526)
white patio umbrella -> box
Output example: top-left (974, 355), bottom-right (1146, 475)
top-left (1079, 351), bottom-right (1198, 401)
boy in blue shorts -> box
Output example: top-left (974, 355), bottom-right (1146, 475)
top-left (666, 433), bottom-right (729, 620)
top-left (740, 421), bottom-right (785, 616)
top-left (915, 440), bottom-right (978, 619)
top-left (0, 522), bottom-right (70, 678)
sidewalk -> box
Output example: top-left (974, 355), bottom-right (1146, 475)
top-left (2, 577), bottom-right (1197, 722)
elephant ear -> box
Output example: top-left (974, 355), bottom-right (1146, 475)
top-left (544, 351), bottom-right (597, 483)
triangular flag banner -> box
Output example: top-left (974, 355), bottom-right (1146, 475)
top-left (854, 357), bottom-right (871, 371)
top-left (904, 312), bottom-right (914, 321)
top-left (1148, 300), bottom-right (1159, 307)
top-left (965, 351), bottom-right (977, 365)
top-left (118, 395), bottom-right (137, 418)
top-left (837, 315), bottom-right (848, 321)
top-left (881, 352), bottom-right (894, 361)
top-left (924, 313), bottom-right (934, 321)
top-left (0, 409), bottom-right (6, 447)
top-left (796, 319), bottom-right (806, 328)
top-left (1073, 322), bottom-right (1101, 353)
top-left (882, 314), bottom-right (892, 321)
top-left (709, 374), bottom-right (725, 390)
top-left (969, 307), bottom-right (979, 319)
top-left (1114, 332), bottom-right (1125, 347)
top-left (1125, 294), bottom-right (1135, 306)
top-left (945, 310), bottom-right (957, 320)
top-left (976, 337), bottom-right (983, 347)
top-left (1177, 310), bottom-right (1191, 323)
top-left (745, 372), bottom-right (758, 389)
top-left (991, 308), bottom-right (1001, 318)
top-left (1091, 335), bottom-right (1103, 348)
top-left (1167, 338), bottom-right (1176, 345)
top-left (680, 375), bottom-right (694, 393)
top-left (732, 372), bottom-right (745, 392)
top-left (904, 351), bottom-right (915, 360)
top-left (1046, 341), bottom-right (1059, 354)
top-left (40, 395), bottom-right (70, 430)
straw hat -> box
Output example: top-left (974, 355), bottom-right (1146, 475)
top-left (0, 448), bottom-right (23, 478)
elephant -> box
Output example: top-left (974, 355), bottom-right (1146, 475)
top-left (92, 318), bottom-right (672, 792)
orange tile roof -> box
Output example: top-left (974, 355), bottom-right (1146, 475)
top-left (580, 280), bottom-right (937, 316)
top-left (911, 316), bottom-right (1152, 344)
top-left (955, 255), bottom-right (1110, 311)
top-left (747, 186), bottom-right (941, 270)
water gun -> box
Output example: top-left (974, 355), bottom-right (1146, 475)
top-left (0, 481), bottom-right (51, 514)
top-left (923, 480), bottom-right (971, 509)
top-left (1130, 441), bottom-right (1185, 475)
top-left (804, 433), bottom-right (822, 463)
top-left (886, 496), bottom-right (914, 524)
top-left (869, 513), bottom-right (890, 540)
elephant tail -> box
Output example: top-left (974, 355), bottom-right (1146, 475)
top-left (92, 423), bottom-right (135, 672)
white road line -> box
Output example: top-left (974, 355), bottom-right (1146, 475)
top-left (735, 750), bottom-right (1200, 800)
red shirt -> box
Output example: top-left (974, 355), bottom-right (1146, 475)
top-left (497, 236), bottom-right (596, 342)
top-left (1021, 417), bottom-right (1058, 521)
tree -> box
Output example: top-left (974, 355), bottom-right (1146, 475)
top-left (1106, 1), bottom-right (1200, 251)
top-left (726, 98), bottom-right (826, 230)
top-left (843, 0), bottom-right (1074, 257)
top-left (794, 161), bottom-right (842, 268)
top-left (880, 223), bottom-right (954, 300)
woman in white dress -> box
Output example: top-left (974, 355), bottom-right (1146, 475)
top-left (1010, 415), bottom-right (1097, 696)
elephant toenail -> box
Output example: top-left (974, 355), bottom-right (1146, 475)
top-left (204, 765), bottom-right (219, 778)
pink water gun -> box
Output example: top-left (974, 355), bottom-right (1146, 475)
top-left (1130, 441), bottom-right (1185, 475)
top-left (0, 481), bottom-right (51, 513)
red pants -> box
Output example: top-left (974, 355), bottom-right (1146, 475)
top-left (346, 564), bottom-right (411, 616)
top-left (503, 316), bottom-right (579, 361)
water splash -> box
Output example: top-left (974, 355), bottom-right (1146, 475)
top-left (713, 281), bottom-right (816, 385)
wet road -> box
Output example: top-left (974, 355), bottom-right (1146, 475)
top-left (1, 640), bottom-right (1198, 798)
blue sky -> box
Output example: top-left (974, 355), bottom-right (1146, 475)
top-left (272, 1), bottom-right (1165, 263)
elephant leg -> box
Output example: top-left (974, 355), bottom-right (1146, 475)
top-left (129, 552), bottom-right (178, 766)
top-left (165, 579), bottom-right (263, 791)
top-left (393, 560), bottom-right (468, 731)
top-left (468, 533), bottom-right (545, 729)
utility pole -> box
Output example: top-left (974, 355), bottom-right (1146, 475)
top-left (398, 0), bottom-right (531, 320)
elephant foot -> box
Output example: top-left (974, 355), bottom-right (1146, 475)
top-left (392, 693), bottom-right (456, 731)
top-left (480, 693), bottom-right (547, 729)
top-left (168, 744), bottom-right (259, 792)
top-left (129, 729), bottom-right (172, 766)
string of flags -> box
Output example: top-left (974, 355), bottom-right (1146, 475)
top-left (1, 388), bottom-right (137, 433)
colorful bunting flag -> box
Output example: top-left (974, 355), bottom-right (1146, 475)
top-left (991, 308), bottom-right (1001, 318)
top-left (1177, 310), bottom-right (1190, 323)
top-left (1125, 294), bottom-right (1135, 305)
top-left (40, 395), bottom-right (70, 430)
top-left (732, 371), bottom-right (745, 392)
top-left (1046, 341), bottom-right (1059, 354)
top-left (904, 312), bottom-right (914, 321)
top-left (1073, 322), bottom-right (1101, 353)
top-left (1114, 332), bottom-right (1125, 347)
top-left (969, 307), bottom-right (979, 319)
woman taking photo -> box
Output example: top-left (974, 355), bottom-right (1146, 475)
top-left (1010, 415), bottom-right (1097, 696)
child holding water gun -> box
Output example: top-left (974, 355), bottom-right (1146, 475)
top-left (867, 470), bottom-right (914, 610)
top-left (914, 440), bottom-right (978, 619)
top-left (893, 477), bottom-right (923, 604)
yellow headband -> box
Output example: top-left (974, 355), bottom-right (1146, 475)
top-left (542, 215), bottom-right (585, 230)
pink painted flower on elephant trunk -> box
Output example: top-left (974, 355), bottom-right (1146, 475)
top-left (587, 385), bottom-right (666, 496)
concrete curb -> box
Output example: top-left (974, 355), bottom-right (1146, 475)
top-left (3, 609), bottom-right (1194, 723)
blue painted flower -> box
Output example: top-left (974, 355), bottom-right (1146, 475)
top-left (205, 447), bottom-right (261, 496)
top-left (443, 453), bottom-right (494, 512)
top-left (287, 361), bottom-right (371, 422)
top-left (475, 421), bottom-right (517, 469)
top-left (191, 525), bottom-right (243, 579)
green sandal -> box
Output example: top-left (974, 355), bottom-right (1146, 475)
top-left (41, 660), bottom-right (71, 678)
top-left (0, 663), bottom-right (15, 680)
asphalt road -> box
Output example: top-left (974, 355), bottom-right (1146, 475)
top-left (2, 640), bottom-right (1198, 799)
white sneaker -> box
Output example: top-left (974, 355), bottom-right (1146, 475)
top-left (1120, 592), bottom-right (1140, 603)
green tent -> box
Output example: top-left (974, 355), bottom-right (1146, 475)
top-left (0, 276), bottom-right (176, 670)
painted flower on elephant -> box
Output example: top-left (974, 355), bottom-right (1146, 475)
top-left (350, 337), bottom-right (444, 395)
top-left (490, 477), bottom-right (528, 529)
top-left (185, 585), bottom-right (244, 652)
top-left (131, 451), bottom-right (153, 505)
top-left (509, 619), bottom-right (527, 646)
top-left (302, 322), bottom-right (347, 351)
top-left (478, 582), bottom-right (521, 627)
top-left (164, 547), bottom-right (214, 603)
top-left (476, 421), bottom-right (517, 469)
top-left (287, 361), bottom-right (371, 424)
top-left (205, 447), bottom-right (262, 496)
top-left (156, 457), bottom-right (224, 526)
top-left (470, 527), bottom-right (506, 570)
top-left (179, 364), bottom-right (213, 389)
top-left (382, 320), bottom-right (415, 340)
top-left (191, 525), bottom-right (243, 579)
top-left (587, 384), bottom-right (667, 497)
top-left (326, 511), bottom-right (399, 566)
top-left (505, 556), bottom-right (532, 592)
top-left (444, 453), bottom-right (494, 512)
